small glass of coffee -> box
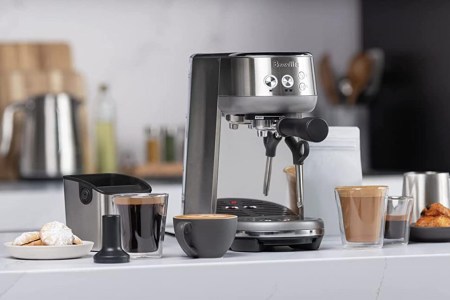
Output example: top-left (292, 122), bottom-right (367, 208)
top-left (335, 186), bottom-right (388, 248)
top-left (384, 196), bottom-right (413, 245)
top-left (113, 193), bottom-right (168, 258)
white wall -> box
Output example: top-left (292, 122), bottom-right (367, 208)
top-left (0, 0), bottom-right (360, 163)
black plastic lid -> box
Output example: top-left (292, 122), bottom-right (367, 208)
top-left (63, 173), bottom-right (151, 195)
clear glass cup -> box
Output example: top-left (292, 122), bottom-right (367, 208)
top-left (113, 193), bottom-right (168, 258)
top-left (335, 186), bottom-right (388, 248)
top-left (384, 196), bottom-right (414, 245)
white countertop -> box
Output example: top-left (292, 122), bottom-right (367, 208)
top-left (1, 231), bottom-right (450, 300)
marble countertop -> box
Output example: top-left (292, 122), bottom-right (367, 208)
top-left (0, 232), bottom-right (449, 300)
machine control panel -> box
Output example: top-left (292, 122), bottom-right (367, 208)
top-left (262, 73), bottom-right (310, 93)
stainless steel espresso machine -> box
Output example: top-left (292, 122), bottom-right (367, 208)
top-left (183, 52), bottom-right (329, 251)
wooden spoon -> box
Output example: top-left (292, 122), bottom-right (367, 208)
top-left (347, 52), bottom-right (374, 105)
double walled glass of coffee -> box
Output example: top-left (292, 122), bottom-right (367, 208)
top-left (113, 193), bottom-right (168, 258)
top-left (384, 196), bottom-right (413, 245)
top-left (335, 186), bottom-right (388, 248)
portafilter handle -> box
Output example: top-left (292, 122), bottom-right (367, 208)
top-left (277, 117), bottom-right (329, 142)
top-left (285, 137), bottom-right (310, 219)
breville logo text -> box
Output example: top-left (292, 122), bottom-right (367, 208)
top-left (273, 61), bottom-right (299, 68)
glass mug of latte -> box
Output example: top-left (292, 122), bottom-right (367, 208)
top-left (113, 193), bottom-right (168, 258)
top-left (335, 186), bottom-right (388, 248)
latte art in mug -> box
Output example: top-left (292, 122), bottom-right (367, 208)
top-left (174, 214), bottom-right (236, 220)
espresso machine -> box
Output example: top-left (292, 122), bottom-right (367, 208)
top-left (183, 53), bottom-right (329, 251)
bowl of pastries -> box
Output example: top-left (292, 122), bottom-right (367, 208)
top-left (4, 221), bottom-right (93, 259)
top-left (410, 203), bottom-right (450, 242)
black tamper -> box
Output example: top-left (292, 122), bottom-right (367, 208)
top-left (94, 215), bottom-right (130, 263)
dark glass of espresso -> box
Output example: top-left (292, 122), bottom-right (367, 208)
top-left (383, 196), bottom-right (413, 245)
top-left (114, 194), bottom-right (168, 257)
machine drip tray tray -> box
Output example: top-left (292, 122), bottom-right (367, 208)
top-left (217, 198), bottom-right (324, 252)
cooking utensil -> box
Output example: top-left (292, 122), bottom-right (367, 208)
top-left (346, 53), bottom-right (374, 105)
top-left (337, 76), bottom-right (353, 104)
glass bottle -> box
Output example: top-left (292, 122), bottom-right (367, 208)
top-left (145, 126), bottom-right (161, 164)
top-left (161, 126), bottom-right (175, 163)
top-left (95, 83), bottom-right (117, 173)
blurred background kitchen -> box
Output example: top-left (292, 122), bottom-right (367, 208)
top-left (0, 0), bottom-right (360, 181)
top-left (0, 0), bottom-right (446, 230)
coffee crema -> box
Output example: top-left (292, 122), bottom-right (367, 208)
top-left (174, 214), bottom-right (237, 220)
top-left (115, 195), bottom-right (165, 205)
top-left (335, 186), bottom-right (388, 197)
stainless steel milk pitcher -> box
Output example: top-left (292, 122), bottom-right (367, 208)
top-left (403, 172), bottom-right (450, 221)
top-left (0, 93), bottom-right (83, 178)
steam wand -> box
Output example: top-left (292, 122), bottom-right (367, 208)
top-left (276, 116), bottom-right (328, 218)
top-left (285, 138), bottom-right (310, 219)
top-left (262, 131), bottom-right (281, 196)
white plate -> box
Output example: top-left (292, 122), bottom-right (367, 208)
top-left (4, 241), bottom-right (94, 260)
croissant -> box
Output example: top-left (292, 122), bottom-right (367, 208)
top-left (421, 203), bottom-right (450, 218)
top-left (416, 215), bottom-right (450, 227)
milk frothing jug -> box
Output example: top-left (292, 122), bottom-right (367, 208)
top-left (0, 93), bottom-right (83, 178)
top-left (403, 171), bottom-right (450, 221)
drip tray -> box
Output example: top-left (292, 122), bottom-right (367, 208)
top-left (217, 198), bottom-right (324, 252)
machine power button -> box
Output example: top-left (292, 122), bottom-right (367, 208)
top-left (264, 75), bottom-right (278, 88)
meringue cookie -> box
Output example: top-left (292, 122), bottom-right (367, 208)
top-left (13, 231), bottom-right (40, 246)
top-left (40, 221), bottom-right (74, 246)
top-left (25, 239), bottom-right (44, 246)
top-left (73, 235), bottom-right (82, 245)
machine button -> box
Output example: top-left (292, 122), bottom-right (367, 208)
top-left (298, 71), bottom-right (306, 80)
top-left (264, 75), bottom-right (278, 88)
top-left (225, 205), bottom-right (239, 210)
top-left (243, 205), bottom-right (257, 209)
top-left (281, 75), bottom-right (294, 88)
top-left (299, 83), bottom-right (306, 91)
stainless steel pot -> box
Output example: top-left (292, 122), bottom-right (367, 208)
top-left (0, 93), bottom-right (83, 178)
